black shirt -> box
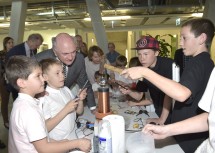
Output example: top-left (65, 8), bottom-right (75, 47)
top-left (172, 52), bottom-right (214, 153)
top-left (136, 56), bottom-right (174, 123)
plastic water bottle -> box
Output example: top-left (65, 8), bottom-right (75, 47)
top-left (93, 120), bottom-right (99, 153)
top-left (98, 120), bottom-right (112, 153)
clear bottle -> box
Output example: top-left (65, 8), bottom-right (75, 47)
top-left (93, 120), bottom-right (99, 153)
top-left (98, 120), bottom-right (112, 153)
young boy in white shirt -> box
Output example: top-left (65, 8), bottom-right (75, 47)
top-left (6, 55), bottom-right (91, 153)
top-left (39, 58), bottom-right (87, 141)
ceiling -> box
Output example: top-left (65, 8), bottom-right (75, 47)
top-left (0, 0), bottom-right (205, 34)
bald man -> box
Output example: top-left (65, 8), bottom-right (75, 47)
top-left (36, 33), bottom-right (96, 111)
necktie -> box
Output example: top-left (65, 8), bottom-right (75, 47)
top-left (63, 63), bottom-right (67, 79)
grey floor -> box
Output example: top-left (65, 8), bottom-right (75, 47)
top-left (0, 98), bottom-right (12, 153)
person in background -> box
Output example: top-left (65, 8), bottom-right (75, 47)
top-left (75, 34), bottom-right (88, 57)
top-left (128, 56), bottom-right (141, 68)
top-left (80, 42), bottom-right (88, 58)
top-left (120, 36), bottom-right (173, 125)
top-left (174, 48), bottom-right (192, 76)
top-left (143, 67), bottom-right (215, 153)
top-left (35, 33), bottom-right (96, 112)
top-left (106, 42), bottom-right (120, 66)
top-left (121, 18), bottom-right (214, 153)
top-left (0, 37), bottom-right (14, 129)
top-left (126, 56), bottom-right (150, 106)
top-left (40, 58), bottom-right (87, 141)
top-left (85, 45), bottom-right (110, 84)
top-left (92, 70), bottom-right (112, 98)
top-left (5, 33), bottom-right (43, 100)
top-left (6, 56), bottom-right (91, 153)
top-left (110, 55), bottom-right (133, 87)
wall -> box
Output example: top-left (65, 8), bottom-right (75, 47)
top-left (0, 28), bottom-right (76, 52)
top-left (1, 28), bottom-right (215, 62)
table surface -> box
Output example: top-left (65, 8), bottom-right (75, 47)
top-left (78, 100), bottom-right (184, 153)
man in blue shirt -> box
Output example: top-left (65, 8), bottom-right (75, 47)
top-left (106, 42), bottom-right (120, 66)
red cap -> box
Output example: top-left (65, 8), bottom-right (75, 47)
top-left (132, 36), bottom-right (160, 51)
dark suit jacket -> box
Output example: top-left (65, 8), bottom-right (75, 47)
top-left (35, 49), bottom-right (96, 108)
top-left (6, 43), bottom-right (26, 61)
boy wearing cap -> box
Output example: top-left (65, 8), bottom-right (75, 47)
top-left (120, 35), bottom-right (174, 125)
top-left (121, 18), bottom-right (214, 153)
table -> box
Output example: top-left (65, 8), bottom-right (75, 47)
top-left (78, 100), bottom-right (184, 153)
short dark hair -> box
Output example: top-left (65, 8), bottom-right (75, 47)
top-left (28, 33), bottom-right (44, 43)
top-left (182, 18), bottom-right (215, 49)
top-left (5, 55), bottom-right (40, 90)
top-left (94, 70), bottom-right (102, 79)
top-left (40, 58), bottom-right (62, 74)
top-left (129, 57), bottom-right (141, 68)
top-left (116, 55), bottom-right (127, 67)
top-left (88, 45), bottom-right (104, 61)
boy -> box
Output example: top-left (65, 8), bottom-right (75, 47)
top-left (120, 36), bottom-right (173, 125)
top-left (121, 18), bottom-right (214, 152)
top-left (6, 56), bottom-right (91, 153)
top-left (40, 58), bottom-right (87, 140)
top-left (143, 67), bottom-right (215, 152)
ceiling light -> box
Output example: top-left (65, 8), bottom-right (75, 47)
top-left (191, 13), bottom-right (203, 17)
top-left (84, 16), bottom-right (131, 21)
top-left (0, 23), bottom-right (10, 27)
top-left (0, 22), bottom-right (31, 27)
top-left (37, 11), bottom-right (65, 15)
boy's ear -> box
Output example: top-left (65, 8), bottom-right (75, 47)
top-left (199, 33), bottom-right (207, 45)
top-left (42, 74), bottom-right (49, 81)
top-left (17, 78), bottom-right (26, 88)
top-left (155, 50), bottom-right (159, 56)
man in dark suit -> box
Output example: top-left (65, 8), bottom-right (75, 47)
top-left (35, 33), bottom-right (96, 112)
top-left (5, 33), bottom-right (43, 100)
top-left (6, 33), bottom-right (43, 59)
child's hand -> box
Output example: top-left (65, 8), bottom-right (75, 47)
top-left (77, 138), bottom-right (91, 152)
top-left (128, 101), bottom-right (138, 106)
top-left (64, 99), bottom-right (79, 113)
top-left (78, 88), bottom-right (87, 101)
top-left (119, 86), bottom-right (131, 94)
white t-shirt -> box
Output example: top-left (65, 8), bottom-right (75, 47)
top-left (40, 86), bottom-right (77, 141)
top-left (196, 68), bottom-right (215, 152)
top-left (9, 93), bottom-right (47, 153)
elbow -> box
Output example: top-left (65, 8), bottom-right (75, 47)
top-left (175, 89), bottom-right (191, 102)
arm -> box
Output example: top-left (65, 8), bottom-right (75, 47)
top-left (121, 67), bottom-right (191, 102)
top-left (143, 112), bottom-right (209, 139)
top-left (76, 88), bottom-right (87, 115)
top-left (147, 95), bottom-right (172, 124)
top-left (32, 137), bottom-right (91, 153)
top-left (120, 87), bottom-right (144, 101)
top-left (45, 100), bottom-right (78, 132)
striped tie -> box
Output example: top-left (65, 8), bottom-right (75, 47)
top-left (62, 63), bottom-right (67, 79)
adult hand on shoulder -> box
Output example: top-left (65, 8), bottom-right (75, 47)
top-left (77, 138), bottom-right (91, 152)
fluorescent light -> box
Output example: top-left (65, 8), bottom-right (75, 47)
top-left (191, 13), bottom-right (203, 17)
top-left (37, 11), bottom-right (65, 15)
top-left (84, 16), bottom-right (131, 21)
top-left (0, 22), bottom-right (31, 27)
top-left (0, 23), bottom-right (10, 27)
